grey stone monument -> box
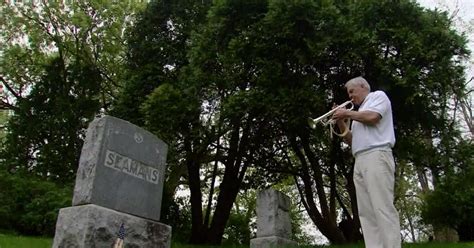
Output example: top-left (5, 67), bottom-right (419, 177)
top-left (53, 115), bottom-right (171, 248)
top-left (250, 189), bottom-right (298, 248)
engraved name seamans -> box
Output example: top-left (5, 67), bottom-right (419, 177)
top-left (104, 150), bottom-right (159, 184)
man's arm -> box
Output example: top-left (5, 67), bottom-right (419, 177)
top-left (345, 110), bottom-right (381, 125)
top-left (333, 109), bottom-right (381, 125)
top-left (333, 109), bottom-right (382, 145)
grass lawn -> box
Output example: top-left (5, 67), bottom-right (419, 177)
top-left (151, 242), bottom-right (474, 248)
top-left (305, 243), bottom-right (474, 248)
top-left (0, 233), bottom-right (52, 248)
top-left (1, 233), bottom-right (473, 248)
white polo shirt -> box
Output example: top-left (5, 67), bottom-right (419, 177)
top-left (351, 91), bottom-right (395, 156)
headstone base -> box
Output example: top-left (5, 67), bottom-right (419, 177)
top-left (250, 236), bottom-right (298, 248)
top-left (53, 204), bottom-right (171, 248)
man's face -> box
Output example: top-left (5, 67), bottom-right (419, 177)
top-left (346, 84), bottom-right (368, 105)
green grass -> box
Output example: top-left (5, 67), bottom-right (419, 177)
top-left (0, 233), bottom-right (52, 248)
top-left (309, 243), bottom-right (474, 248)
top-left (171, 242), bottom-right (474, 248)
top-left (403, 243), bottom-right (474, 248)
top-left (0, 233), bottom-right (473, 248)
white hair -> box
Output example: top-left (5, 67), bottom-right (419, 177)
top-left (345, 76), bottom-right (371, 91)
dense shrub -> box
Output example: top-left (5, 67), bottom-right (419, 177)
top-left (422, 140), bottom-right (474, 241)
top-left (0, 170), bottom-right (72, 236)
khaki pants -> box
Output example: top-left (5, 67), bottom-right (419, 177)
top-left (354, 149), bottom-right (401, 248)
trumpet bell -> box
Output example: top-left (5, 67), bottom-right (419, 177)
top-left (308, 117), bottom-right (316, 129)
top-left (308, 100), bottom-right (353, 129)
top-left (308, 116), bottom-right (330, 129)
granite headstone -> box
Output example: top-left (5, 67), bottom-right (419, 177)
top-left (250, 189), bottom-right (298, 248)
top-left (53, 115), bottom-right (171, 248)
top-left (72, 115), bottom-right (167, 221)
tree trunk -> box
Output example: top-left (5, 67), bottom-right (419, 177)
top-left (290, 135), bottom-right (350, 244)
top-left (188, 117), bottom-right (253, 245)
top-left (206, 165), bottom-right (245, 244)
top-left (160, 163), bottom-right (187, 224)
top-left (204, 145), bottom-right (219, 228)
top-left (186, 139), bottom-right (206, 244)
top-left (342, 169), bottom-right (363, 242)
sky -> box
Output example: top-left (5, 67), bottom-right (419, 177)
top-left (417, 0), bottom-right (474, 21)
top-left (417, 0), bottom-right (474, 78)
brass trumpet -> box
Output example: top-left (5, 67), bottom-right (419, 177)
top-left (308, 100), bottom-right (353, 137)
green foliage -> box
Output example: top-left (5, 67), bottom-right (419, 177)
top-left (142, 83), bottom-right (201, 142)
top-left (0, 58), bottom-right (101, 182)
top-left (395, 160), bottom-right (431, 242)
top-left (167, 194), bottom-right (193, 243)
top-left (0, 169), bottom-right (72, 236)
top-left (0, 1), bottom-right (145, 106)
top-left (222, 209), bottom-right (252, 246)
top-left (0, 1), bottom-right (146, 179)
top-left (422, 140), bottom-right (474, 241)
top-left (0, 110), bottom-right (9, 142)
top-left (115, 0), bottom-right (470, 244)
top-left (221, 190), bottom-right (257, 246)
top-left (112, 0), bottom-right (211, 126)
top-left (113, 0), bottom-right (219, 244)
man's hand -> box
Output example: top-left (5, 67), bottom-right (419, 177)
top-left (332, 109), bottom-right (351, 121)
top-left (332, 109), bottom-right (352, 144)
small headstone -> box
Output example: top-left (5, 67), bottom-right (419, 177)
top-left (250, 189), bottom-right (298, 248)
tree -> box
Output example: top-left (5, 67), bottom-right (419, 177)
top-left (0, 1), bottom-right (145, 181)
top-left (422, 139), bottom-right (474, 241)
top-left (190, 0), bottom-right (469, 244)
top-left (426, 0), bottom-right (473, 138)
top-left (142, 1), bottom-right (276, 244)
top-left (1, 58), bottom-right (101, 181)
top-left (0, 1), bottom-right (144, 110)
top-left (115, 0), bottom-right (470, 245)
top-left (110, 0), bottom-right (214, 242)
top-left (136, 0), bottom-right (361, 244)
top-left (395, 160), bottom-right (432, 242)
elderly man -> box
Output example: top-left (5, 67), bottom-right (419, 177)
top-left (332, 76), bottom-right (401, 248)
